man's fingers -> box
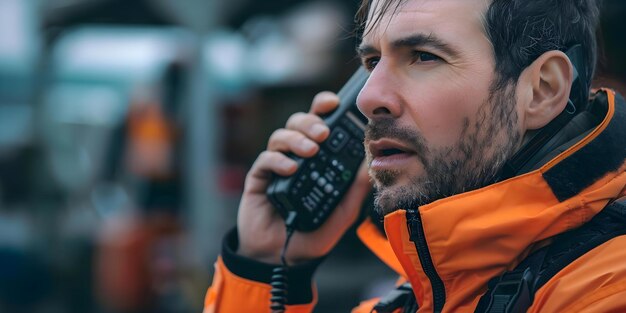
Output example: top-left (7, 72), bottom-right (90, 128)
top-left (310, 91), bottom-right (340, 115)
top-left (285, 113), bottom-right (330, 142)
top-left (245, 151), bottom-right (298, 193)
top-left (267, 128), bottom-right (319, 157)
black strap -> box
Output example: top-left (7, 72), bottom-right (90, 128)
top-left (372, 282), bottom-right (418, 313)
top-left (473, 249), bottom-right (546, 313)
top-left (475, 198), bottom-right (626, 313)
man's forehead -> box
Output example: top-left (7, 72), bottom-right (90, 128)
top-left (367, 0), bottom-right (490, 16)
top-left (362, 0), bottom-right (490, 45)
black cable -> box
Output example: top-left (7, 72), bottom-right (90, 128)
top-left (270, 211), bottom-right (298, 313)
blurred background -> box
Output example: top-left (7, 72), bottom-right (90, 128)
top-left (0, 1), bottom-right (623, 313)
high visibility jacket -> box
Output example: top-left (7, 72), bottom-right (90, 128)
top-left (204, 89), bottom-right (626, 313)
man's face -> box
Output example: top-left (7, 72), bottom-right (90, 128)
top-left (357, 0), bottom-right (524, 214)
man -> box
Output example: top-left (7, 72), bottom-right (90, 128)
top-left (204, 0), bottom-right (626, 312)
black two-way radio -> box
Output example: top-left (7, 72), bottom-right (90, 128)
top-left (266, 68), bottom-right (369, 313)
top-left (266, 67), bottom-right (370, 232)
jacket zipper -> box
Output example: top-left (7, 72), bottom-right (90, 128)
top-left (406, 208), bottom-right (446, 313)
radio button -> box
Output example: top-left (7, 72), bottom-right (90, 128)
top-left (324, 184), bottom-right (334, 193)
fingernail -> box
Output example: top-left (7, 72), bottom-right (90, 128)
top-left (301, 139), bottom-right (316, 151)
top-left (283, 160), bottom-right (297, 171)
top-left (311, 124), bottom-right (327, 137)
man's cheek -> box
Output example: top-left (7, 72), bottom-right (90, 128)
top-left (407, 96), bottom-right (476, 145)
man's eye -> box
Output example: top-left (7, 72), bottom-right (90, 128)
top-left (412, 51), bottom-right (440, 63)
top-left (363, 57), bottom-right (380, 70)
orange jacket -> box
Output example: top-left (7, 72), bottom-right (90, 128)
top-left (204, 89), bottom-right (626, 313)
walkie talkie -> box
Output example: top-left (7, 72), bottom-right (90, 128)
top-left (266, 67), bottom-right (370, 232)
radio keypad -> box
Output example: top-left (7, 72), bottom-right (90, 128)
top-left (328, 128), bottom-right (350, 152)
top-left (287, 117), bottom-right (365, 228)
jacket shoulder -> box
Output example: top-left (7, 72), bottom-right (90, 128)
top-left (529, 235), bottom-right (626, 312)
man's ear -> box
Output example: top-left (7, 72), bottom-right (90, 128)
top-left (517, 50), bottom-right (573, 130)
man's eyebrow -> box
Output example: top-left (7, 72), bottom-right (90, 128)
top-left (356, 44), bottom-right (378, 58)
top-left (357, 33), bottom-right (460, 58)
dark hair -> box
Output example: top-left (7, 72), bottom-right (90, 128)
top-left (355, 0), bottom-right (602, 88)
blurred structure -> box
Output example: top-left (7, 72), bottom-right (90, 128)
top-left (0, 0), bottom-right (388, 312)
top-left (0, 1), bottom-right (49, 313)
top-left (593, 0), bottom-right (626, 96)
top-left (0, 0), bottom-right (622, 313)
top-left (43, 26), bottom-right (193, 313)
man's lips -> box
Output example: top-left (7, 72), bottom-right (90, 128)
top-left (368, 139), bottom-right (417, 169)
top-left (368, 139), bottom-right (416, 158)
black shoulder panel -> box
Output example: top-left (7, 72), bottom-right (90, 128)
top-left (543, 91), bottom-right (626, 201)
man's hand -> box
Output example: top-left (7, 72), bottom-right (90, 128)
top-left (236, 91), bottom-right (372, 264)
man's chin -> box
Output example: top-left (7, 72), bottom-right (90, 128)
top-left (370, 170), bottom-right (420, 214)
top-left (373, 183), bottom-right (425, 216)
top-left (370, 168), bottom-right (400, 188)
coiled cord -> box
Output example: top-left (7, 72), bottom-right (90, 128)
top-left (270, 212), bottom-right (297, 313)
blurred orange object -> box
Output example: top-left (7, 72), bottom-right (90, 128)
top-left (95, 213), bottom-right (182, 313)
top-left (95, 215), bottom-right (152, 312)
top-left (126, 101), bottom-right (178, 180)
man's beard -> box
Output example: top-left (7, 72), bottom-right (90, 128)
top-left (365, 83), bottom-right (522, 215)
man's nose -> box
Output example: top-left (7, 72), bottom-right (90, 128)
top-left (357, 64), bottom-right (403, 119)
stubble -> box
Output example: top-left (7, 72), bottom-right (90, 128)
top-left (365, 83), bottom-right (522, 215)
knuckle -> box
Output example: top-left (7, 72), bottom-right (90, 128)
top-left (269, 129), bottom-right (304, 150)
top-left (255, 151), bottom-right (283, 170)
top-left (268, 128), bottom-right (286, 143)
top-left (257, 150), bottom-right (270, 162)
top-left (286, 112), bottom-right (307, 126)
top-left (261, 150), bottom-right (278, 161)
top-left (311, 115), bottom-right (324, 126)
top-left (259, 150), bottom-right (278, 162)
